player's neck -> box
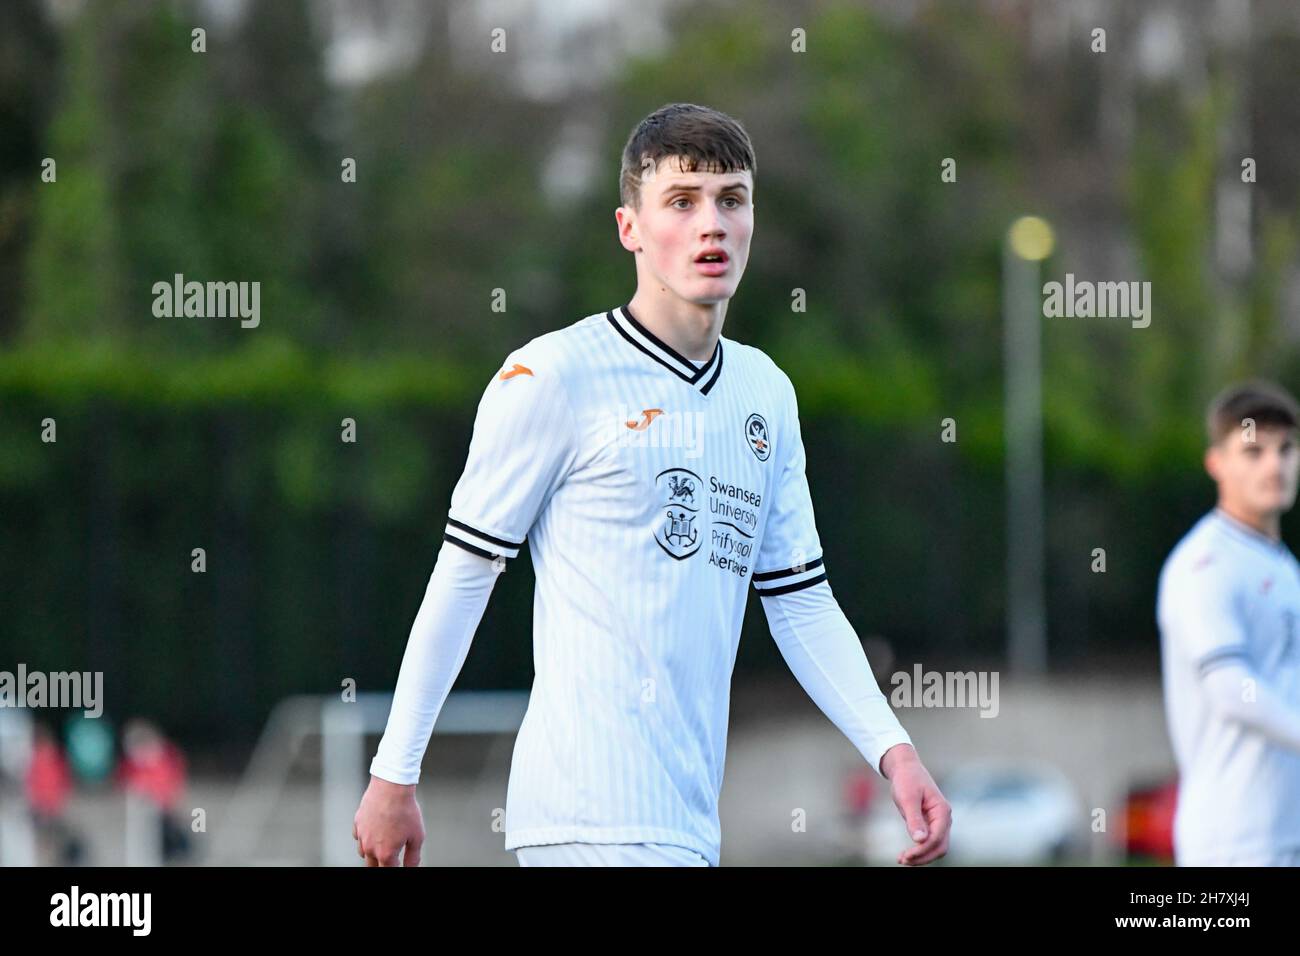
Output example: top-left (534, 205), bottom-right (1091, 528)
top-left (1215, 500), bottom-right (1282, 542)
top-left (626, 291), bottom-right (725, 363)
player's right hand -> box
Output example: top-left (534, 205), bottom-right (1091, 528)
top-left (353, 775), bottom-right (425, 867)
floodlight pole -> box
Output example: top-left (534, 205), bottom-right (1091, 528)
top-left (1003, 231), bottom-right (1047, 675)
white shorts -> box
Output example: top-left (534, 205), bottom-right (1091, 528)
top-left (514, 842), bottom-right (710, 867)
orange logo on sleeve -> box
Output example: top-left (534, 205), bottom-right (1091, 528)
top-left (626, 408), bottom-right (664, 430)
top-left (499, 363), bottom-right (533, 380)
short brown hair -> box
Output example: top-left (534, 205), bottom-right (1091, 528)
top-left (619, 103), bottom-right (756, 210)
top-left (1205, 380), bottom-right (1300, 445)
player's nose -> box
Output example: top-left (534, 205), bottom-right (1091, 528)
top-left (697, 203), bottom-right (725, 236)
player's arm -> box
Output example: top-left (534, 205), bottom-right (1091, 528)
top-left (368, 542), bottom-right (501, 787)
top-left (752, 372), bottom-right (950, 866)
top-left (758, 581), bottom-right (949, 865)
top-left (1162, 559), bottom-right (1300, 751)
top-left (355, 540), bottom-right (499, 867)
top-left (758, 579), bottom-right (912, 778)
top-left (355, 347), bottom-right (578, 866)
top-left (1201, 660), bottom-right (1300, 750)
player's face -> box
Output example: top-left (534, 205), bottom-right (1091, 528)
top-left (617, 157), bottom-right (753, 305)
top-left (1207, 424), bottom-right (1300, 517)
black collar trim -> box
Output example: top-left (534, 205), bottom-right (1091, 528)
top-left (606, 303), bottom-right (724, 395)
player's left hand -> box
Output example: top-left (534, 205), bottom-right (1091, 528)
top-left (880, 743), bottom-right (951, 866)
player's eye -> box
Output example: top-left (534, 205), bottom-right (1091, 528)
top-left (722, 196), bottom-right (741, 208)
top-left (671, 197), bottom-right (691, 208)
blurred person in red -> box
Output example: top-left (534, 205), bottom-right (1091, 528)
top-left (25, 722), bottom-right (85, 864)
top-left (117, 718), bottom-right (192, 862)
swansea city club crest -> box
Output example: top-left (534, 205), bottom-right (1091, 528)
top-left (745, 413), bottom-right (771, 461)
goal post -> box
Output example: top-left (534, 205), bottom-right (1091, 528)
top-left (320, 691), bottom-right (529, 866)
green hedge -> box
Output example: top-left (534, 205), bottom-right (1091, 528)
top-left (0, 340), bottom-right (1215, 749)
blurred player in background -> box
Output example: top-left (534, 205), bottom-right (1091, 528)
top-left (118, 718), bottom-right (192, 863)
top-left (25, 723), bottom-right (85, 865)
top-left (354, 103), bottom-right (951, 867)
top-left (1157, 381), bottom-right (1300, 865)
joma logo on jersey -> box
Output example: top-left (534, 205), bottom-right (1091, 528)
top-left (626, 408), bottom-right (664, 430)
top-left (499, 363), bottom-right (533, 380)
top-left (654, 468), bottom-right (703, 560)
top-left (608, 405), bottom-right (703, 458)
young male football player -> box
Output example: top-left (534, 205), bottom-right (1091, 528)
top-left (1157, 381), bottom-right (1300, 865)
top-left (354, 103), bottom-right (950, 867)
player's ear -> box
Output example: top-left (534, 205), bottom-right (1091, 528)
top-left (1204, 444), bottom-right (1221, 482)
top-left (615, 206), bottom-right (640, 253)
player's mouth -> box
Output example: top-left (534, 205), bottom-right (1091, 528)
top-left (694, 249), bottom-right (729, 276)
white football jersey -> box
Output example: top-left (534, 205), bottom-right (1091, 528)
top-left (442, 304), bottom-right (837, 864)
top-left (1156, 508), bottom-right (1300, 862)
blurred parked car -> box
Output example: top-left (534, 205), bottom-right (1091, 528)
top-left (1119, 776), bottom-right (1176, 863)
top-left (861, 760), bottom-right (1084, 865)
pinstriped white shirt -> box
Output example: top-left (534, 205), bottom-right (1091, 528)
top-left (439, 304), bottom-right (906, 863)
top-left (1157, 509), bottom-right (1300, 860)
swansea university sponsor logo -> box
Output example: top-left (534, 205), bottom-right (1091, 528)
top-left (745, 412), bottom-right (771, 461)
top-left (708, 475), bottom-right (758, 577)
top-left (652, 468), bottom-right (761, 577)
top-left (695, 411), bottom-right (768, 576)
top-left (654, 467), bottom-right (702, 559)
